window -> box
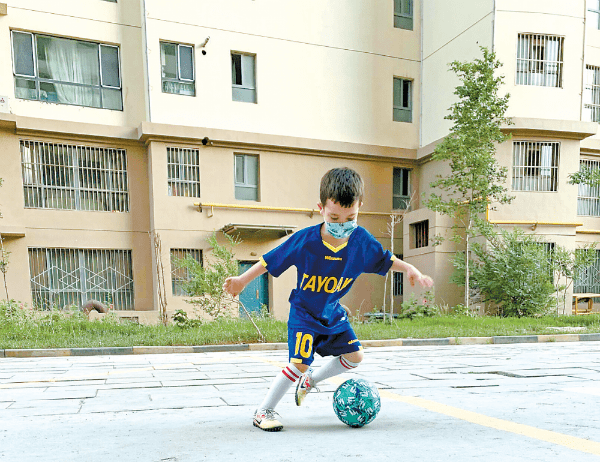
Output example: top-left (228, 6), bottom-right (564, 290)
top-left (167, 147), bottom-right (200, 197)
top-left (583, 65), bottom-right (600, 122)
top-left (28, 248), bottom-right (134, 311)
top-left (232, 53), bottom-right (256, 103)
top-left (411, 220), bottom-right (429, 249)
top-left (512, 141), bottom-right (559, 192)
top-left (234, 154), bottom-right (259, 200)
top-left (170, 249), bottom-right (202, 296)
top-left (393, 78), bottom-right (412, 122)
top-left (394, 0), bottom-right (413, 30)
top-left (11, 31), bottom-right (122, 110)
top-left (161, 42), bottom-right (195, 96)
top-left (393, 254), bottom-right (403, 296)
top-left (20, 140), bottom-right (129, 211)
top-left (589, 0), bottom-right (600, 30)
top-left (516, 33), bottom-right (564, 88)
top-left (578, 159), bottom-right (600, 216)
top-left (393, 167), bottom-right (410, 209)
top-left (574, 249), bottom-right (600, 295)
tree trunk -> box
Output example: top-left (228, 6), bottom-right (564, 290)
top-left (465, 220), bottom-right (471, 311)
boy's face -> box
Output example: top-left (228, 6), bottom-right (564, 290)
top-left (318, 199), bottom-right (361, 223)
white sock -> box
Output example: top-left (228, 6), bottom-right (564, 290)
top-left (311, 356), bottom-right (359, 383)
top-left (257, 364), bottom-right (302, 410)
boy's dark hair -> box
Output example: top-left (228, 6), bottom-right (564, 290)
top-left (320, 167), bottom-right (364, 208)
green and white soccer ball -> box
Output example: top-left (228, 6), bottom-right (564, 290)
top-left (332, 378), bottom-right (381, 428)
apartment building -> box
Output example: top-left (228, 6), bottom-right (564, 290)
top-left (0, 0), bottom-right (599, 322)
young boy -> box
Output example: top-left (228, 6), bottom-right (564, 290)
top-left (223, 167), bottom-right (433, 432)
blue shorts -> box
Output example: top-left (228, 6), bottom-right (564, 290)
top-left (287, 325), bottom-right (362, 366)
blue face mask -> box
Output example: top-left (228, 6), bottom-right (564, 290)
top-left (325, 220), bottom-right (358, 239)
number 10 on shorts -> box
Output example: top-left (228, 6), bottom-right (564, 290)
top-left (294, 332), bottom-right (313, 358)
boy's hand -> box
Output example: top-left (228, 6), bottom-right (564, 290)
top-left (406, 266), bottom-right (434, 288)
top-left (223, 276), bottom-right (246, 297)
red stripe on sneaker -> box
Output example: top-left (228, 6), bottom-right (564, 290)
top-left (340, 357), bottom-right (356, 370)
top-left (282, 367), bottom-right (298, 382)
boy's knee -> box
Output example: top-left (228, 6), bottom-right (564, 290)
top-left (343, 349), bottom-right (364, 364)
top-left (292, 362), bottom-right (310, 373)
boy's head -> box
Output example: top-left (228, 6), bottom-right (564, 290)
top-left (319, 167), bottom-right (364, 209)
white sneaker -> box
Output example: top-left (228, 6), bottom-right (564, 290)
top-left (253, 408), bottom-right (283, 432)
top-left (295, 371), bottom-right (318, 406)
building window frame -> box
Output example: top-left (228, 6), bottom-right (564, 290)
top-left (583, 65), bottom-right (600, 123)
top-left (20, 140), bottom-right (129, 212)
top-left (231, 52), bottom-right (256, 103)
top-left (393, 167), bottom-right (411, 210)
top-left (28, 248), bottom-right (134, 311)
top-left (394, 0), bottom-right (413, 30)
top-left (234, 154), bottom-right (259, 201)
top-left (589, 1), bottom-right (600, 30)
top-left (393, 77), bottom-right (412, 123)
top-left (11, 30), bottom-right (123, 110)
top-left (170, 248), bottom-right (202, 296)
top-left (167, 147), bottom-right (201, 197)
top-left (577, 159), bottom-right (600, 216)
top-left (393, 254), bottom-right (404, 296)
top-left (512, 141), bottom-right (560, 192)
top-left (411, 220), bottom-right (429, 249)
top-left (160, 41), bottom-right (195, 97)
top-left (516, 33), bottom-right (564, 88)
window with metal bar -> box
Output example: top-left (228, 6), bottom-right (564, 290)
top-left (20, 140), bottom-right (129, 211)
top-left (393, 254), bottom-right (403, 296)
top-left (231, 53), bottom-right (256, 103)
top-left (234, 154), bottom-right (259, 201)
top-left (589, 0), bottom-right (600, 30)
top-left (583, 65), bottom-right (600, 122)
top-left (167, 147), bottom-right (200, 197)
top-left (393, 0), bottom-right (413, 30)
top-left (577, 159), bottom-right (600, 216)
top-left (393, 167), bottom-right (411, 209)
top-left (161, 42), bottom-right (195, 96)
top-left (411, 220), bottom-right (428, 249)
top-left (28, 248), bottom-right (134, 311)
top-left (516, 33), bottom-right (564, 88)
top-left (512, 141), bottom-right (559, 192)
top-left (574, 249), bottom-right (600, 297)
top-left (11, 31), bottom-right (122, 110)
top-left (170, 249), bottom-right (202, 296)
top-left (393, 78), bottom-right (412, 123)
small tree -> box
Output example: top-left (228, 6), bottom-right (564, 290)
top-left (461, 227), bottom-right (555, 317)
top-left (424, 47), bottom-right (514, 310)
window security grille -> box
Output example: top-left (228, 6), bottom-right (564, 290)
top-left (583, 65), bottom-right (600, 123)
top-left (574, 249), bottom-right (600, 299)
top-left (20, 140), bottom-right (129, 211)
top-left (167, 147), bottom-right (200, 197)
top-left (393, 78), bottom-right (412, 123)
top-left (11, 31), bottom-right (122, 110)
top-left (394, 0), bottom-right (413, 30)
top-left (589, 0), bottom-right (600, 30)
top-left (161, 42), bottom-right (195, 96)
top-left (516, 34), bottom-right (564, 88)
top-left (512, 141), bottom-right (559, 192)
top-left (170, 249), bottom-right (202, 296)
top-left (412, 220), bottom-right (429, 249)
top-left (234, 154), bottom-right (259, 201)
top-left (577, 159), bottom-right (600, 217)
top-left (28, 248), bottom-right (133, 311)
top-left (231, 53), bottom-right (256, 103)
top-left (393, 254), bottom-right (403, 296)
top-left (393, 167), bottom-right (410, 209)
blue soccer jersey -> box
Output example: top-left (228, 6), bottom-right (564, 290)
top-left (260, 223), bottom-right (395, 335)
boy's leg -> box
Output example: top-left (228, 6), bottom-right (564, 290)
top-left (295, 327), bottom-right (363, 406)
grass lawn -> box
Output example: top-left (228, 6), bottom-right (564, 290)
top-left (1, 304), bottom-right (600, 350)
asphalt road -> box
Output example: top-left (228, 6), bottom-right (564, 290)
top-left (1, 342), bottom-right (599, 461)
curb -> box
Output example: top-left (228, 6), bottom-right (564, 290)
top-left (1, 333), bottom-right (599, 358)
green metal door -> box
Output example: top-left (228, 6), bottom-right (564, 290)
top-left (238, 261), bottom-right (269, 316)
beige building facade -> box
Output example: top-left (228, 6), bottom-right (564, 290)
top-left (1, 1), bottom-right (599, 322)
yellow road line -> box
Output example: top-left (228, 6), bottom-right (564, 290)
top-left (252, 355), bottom-right (600, 456)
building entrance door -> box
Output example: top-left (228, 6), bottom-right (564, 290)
top-left (238, 261), bottom-right (269, 316)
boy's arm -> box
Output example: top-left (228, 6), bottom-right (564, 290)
top-left (390, 258), bottom-right (434, 288)
top-left (223, 261), bottom-right (268, 296)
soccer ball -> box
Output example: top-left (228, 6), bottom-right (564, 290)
top-left (332, 378), bottom-right (381, 428)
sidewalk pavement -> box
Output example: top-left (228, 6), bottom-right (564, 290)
top-left (1, 342), bottom-right (600, 461)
